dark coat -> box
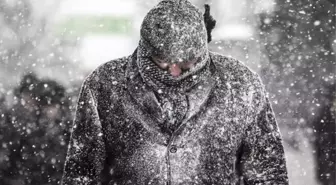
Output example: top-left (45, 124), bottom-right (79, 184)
top-left (62, 52), bottom-right (289, 185)
top-left (0, 77), bottom-right (71, 185)
top-left (313, 84), bottom-right (335, 185)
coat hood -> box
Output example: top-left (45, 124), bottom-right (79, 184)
top-left (139, 0), bottom-right (208, 63)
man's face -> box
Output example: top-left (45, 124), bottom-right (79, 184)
top-left (42, 104), bottom-right (61, 120)
top-left (21, 93), bottom-right (38, 112)
top-left (151, 56), bottom-right (199, 77)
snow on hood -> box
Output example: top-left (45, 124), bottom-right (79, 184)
top-left (139, 0), bottom-right (208, 64)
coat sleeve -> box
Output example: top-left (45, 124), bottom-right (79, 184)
top-left (240, 82), bottom-right (289, 185)
top-left (62, 80), bottom-right (106, 185)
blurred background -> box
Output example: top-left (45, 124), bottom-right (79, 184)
top-left (0, 0), bottom-right (334, 184)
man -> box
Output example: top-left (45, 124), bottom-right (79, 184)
top-left (62, 0), bottom-right (289, 184)
top-left (3, 74), bottom-right (71, 185)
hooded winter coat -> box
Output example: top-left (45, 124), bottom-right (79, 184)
top-left (62, 0), bottom-right (289, 184)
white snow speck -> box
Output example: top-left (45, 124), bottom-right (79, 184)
top-left (313, 20), bottom-right (321, 26)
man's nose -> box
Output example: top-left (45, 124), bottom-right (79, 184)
top-left (169, 64), bottom-right (182, 77)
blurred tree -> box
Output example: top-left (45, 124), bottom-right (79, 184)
top-left (0, 0), bottom-right (81, 184)
top-left (259, 0), bottom-right (335, 184)
top-left (0, 0), bottom-right (83, 91)
top-left (259, 0), bottom-right (335, 120)
top-left (326, 0), bottom-right (335, 5)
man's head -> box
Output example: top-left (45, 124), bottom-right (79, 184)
top-left (139, 0), bottom-right (208, 78)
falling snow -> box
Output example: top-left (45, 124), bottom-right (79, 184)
top-left (0, 0), bottom-right (335, 185)
top-left (62, 1), bottom-right (288, 184)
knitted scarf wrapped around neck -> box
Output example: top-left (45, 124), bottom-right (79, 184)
top-left (137, 39), bottom-right (210, 94)
top-left (135, 0), bottom-right (210, 134)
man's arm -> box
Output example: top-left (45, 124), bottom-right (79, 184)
top-left (240, 81), bottom-right (289, 184)
top-left (62, 79), bottom-right (106, 185)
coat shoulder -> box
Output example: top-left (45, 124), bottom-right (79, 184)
top-left (210, 52), bottom-right (264, 91)
top-left (82, 55), bottom-right (130, 92)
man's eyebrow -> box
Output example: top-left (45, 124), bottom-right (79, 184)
top-left (152, 56), bottom-right (168, 63)
top-left (152, 50), bottom-right (204, 63)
